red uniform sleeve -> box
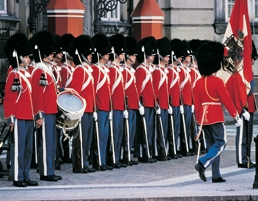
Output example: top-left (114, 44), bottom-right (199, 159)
top-left (152, 69), bottom-right (160, 103)
top-left (135, 67), bottom-right (145, 100)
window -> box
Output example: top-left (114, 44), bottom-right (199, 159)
top-left (0, 0), bottom-right (7, 15)
top-left (226, 0), bottom-right (258, 21)
top-left (101, 2), bottom-right (120, 21)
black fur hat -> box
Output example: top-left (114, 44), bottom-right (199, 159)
top-left (109, 34), bottom-right (126, 55)
top-left (69, 35), bottom-right (94, 65)
top-left (32, 31), bottom-right (57, 62)
top-left (182, 40), bottom-right (191, 57)
top-left (137, 36), bottom-right (157, 63)
top-left (188, 39), bottom-right (202, 56)
top-left (170, 39), bottom-right (184, 59)
top-left (157, 37), bottom-right (171, 57)
top-left (54, 34), bottom-right (63, 54)
top-left (60, 33), bottom-right (75, 62)
top-left (252, 40), bottom-right (258, 61)
top-left (125, 37), bottom-right (137, 56)
top-left (91, 33), bottom-right (111, 56)
top-left (4, 33), bottom-right (33, 68)
top-left (196, 41), bottom-right (224, 76)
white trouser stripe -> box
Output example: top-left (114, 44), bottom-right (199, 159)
top-left (14, 120), bottom-right (18, 181)
top-left (42, 119), bottom-right (47, 176)
top-left (238, 116), bottom-right (244, 164)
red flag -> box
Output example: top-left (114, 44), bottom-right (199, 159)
top-left (216, 0), bottom-right (252, 114)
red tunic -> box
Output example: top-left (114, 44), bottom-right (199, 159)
top-left (109, 62), bottom-right (125, 110)
top-left (135, 64), bottom-right (155, 107)
top-left (179, 66), bottom-right (192, 106)
top-left (31, 63), bottom-right (58, 117)
top-left (60, 63), bottom-right (73, 88)
top-left (193, 75), bottom-right (238, 125)
top-left (122, 64), bottom-right (139, 110)
top-left (67, 64), bottom-right (94, 113)
top-left (91, 63), bottom-right (111, 111)
top-left (152, 65), bottom-right (169, 109)
top-left (4, 68), bottom-right (34, 121)
top-left (167, 65), bottom-right (180, 106)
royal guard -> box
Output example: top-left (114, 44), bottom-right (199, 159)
top-left (235, 40), bottom-right (258, 169)
top-left (108, 34), bottom-right (128, 168)
top-left (31, 31), bottom-right (74, 182)
top-left (60, 33), bottom-right (75, 88)
top-left (170, 39), bottom-right (189, 157)
top-left (91, 33), bottom-right (113, 171)
top-left (168, 39), bottom-right (183, 158)
top-left (67, 35), bottom-right (96, 173)
top-left (136, 36), bottom-right (157, 163)
top-left (194, 41), bottom-right (242, 182)
top-left (4, 33), bottom-right (38, 187)
top-left (122, 36), bottom-right (141, 165)
top-left (153, 37), bottom-right (171, 161)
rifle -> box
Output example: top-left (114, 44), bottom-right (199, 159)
top-left (140, 96), bottom-right (150, 159)
top-left (123, 97), bottom-right (131, 164)
top-left (168, 95), bottom-right (177, 159)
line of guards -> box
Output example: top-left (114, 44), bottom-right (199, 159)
top-left (2, 31), bottom-right (216, 187)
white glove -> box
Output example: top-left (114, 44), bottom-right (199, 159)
top-left (155, 105), bottom-right (161, 115)
top-left (180, 105), bottom-right (184, 114)
top-left (124, 110), bottom-right (128, 119)
top-left (138, 102), bottom-right (144, 115)
top-left (168, 105), bottom-right (173, 114)
top-left (109, 111), bottom-right (113, 120)
top-left (242, 109), bottom-right (250, 121)
top-left (234, 115), bottom-right (242, 127)
top-left (93, 112), bottom-right (97, 121)
top-left (191, 105), bottom-right (194, 113)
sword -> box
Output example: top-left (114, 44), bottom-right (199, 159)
top-left (94, 112), bottom-right (102, 167)
top-left (156, 113), bottom-right (167, 155)
top-left (169, 112), bottom-right (177, 158)
top-left (78, 121), bottom-right (84, 170)
top-left (124, 97), bottom-right (131, 163)
top-left (180, 100), bottom-right (190, 155)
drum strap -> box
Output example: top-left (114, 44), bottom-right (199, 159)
top-left (137, 65), bottom-right (152, 93)
top-left (96, 65), bottom-right (108, 92)
top-left (180, 67), bottom-right (190, 91)
top-left (80, 65), bottom-right (93, 91)
top-left (158, 68), bottom-right (167, 90)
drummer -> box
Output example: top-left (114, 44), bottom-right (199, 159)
top-left (31, 31), bottom-right (75, 182)
top-left (66, 35), bottom-right (96, 173)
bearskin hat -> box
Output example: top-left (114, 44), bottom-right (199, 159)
top-left (54, 34), bottom-right (63, 54)
top-left (252, 40), bottom-right (258, 61)
top-left (181, 40), bottom-right (191, 57)
top-left (4, 33), bottom-right (33, 68)
top-left (196, 41), bottom-right (224, 76)
top-left (60, 33), bottom-right (75, 62)
top-left (157, 37), bottom-right (171, 58)
top-left (91, 33), bottom-right (111, 56)
top-left (69, 35), bottom-right (94, 66)
top-left (125, 37), bottom-right (137, 56)
top-left (188, 39), bottom-right (202, 56)
top-left (32, 31), bottom-right (57, 62)
top-left (170, 39), bottom-right (184, 59)
top-left (109, 34), bottom-right (126, 55)
top-left (137, 36), bottom-right (157, 63)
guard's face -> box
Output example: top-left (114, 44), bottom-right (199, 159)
top-left (128, 54), bottom-right (136, 64)
top-left (118, 53), bottom-right (125, 62)
top-left (23, 55), bottom-right (31, 65)
top-left (163, 55), bottom-right (170, 64)
top-left (87, 54), bottom-right (92, 63)
top-left (48, 53), bottom-right (54, 60)
top-left (55, 52), bottom-right (63, 61)
top-left (101, 54), bottom-right (109, 63)
top-left (184, 55), bottom-right (191, 63)
top-left (146, 55), bottom-right (154, 63)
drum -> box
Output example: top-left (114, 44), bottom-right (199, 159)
top-left (56, 91), bottom-right (86, 132)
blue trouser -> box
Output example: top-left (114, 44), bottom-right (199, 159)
top-left (236, 113), bottom-right (254, 164)
top-left (81, 112), bottom-right (93, 167)
top-left (172, 106), bottom-right (180, 151)
top-left (157, 109), bottom-right (168, 150)
top-left (10, 119), bottom-right (34, 181)
top-left (97, 110), bottom-right (109, 165)
top-left (38, 114), bottom-right (56, 176)
top-left (128, 109), bottom-right (137, 150)
top-left (144, 107), bottom-right (155, 156)
top-left (199, 123), bottom-right (226, 179)
top-left (112, 110), bottom-right (124, 163)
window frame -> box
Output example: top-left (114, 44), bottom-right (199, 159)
top-left (0, 0), bottom-right (7, 15)
top-left (101, 2), bottom-right (120, 22)
top-left (225, 0), bottom-right (258, 22)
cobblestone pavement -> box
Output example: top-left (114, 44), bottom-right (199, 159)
top-left (0, 125), bottom-right (258, 200)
